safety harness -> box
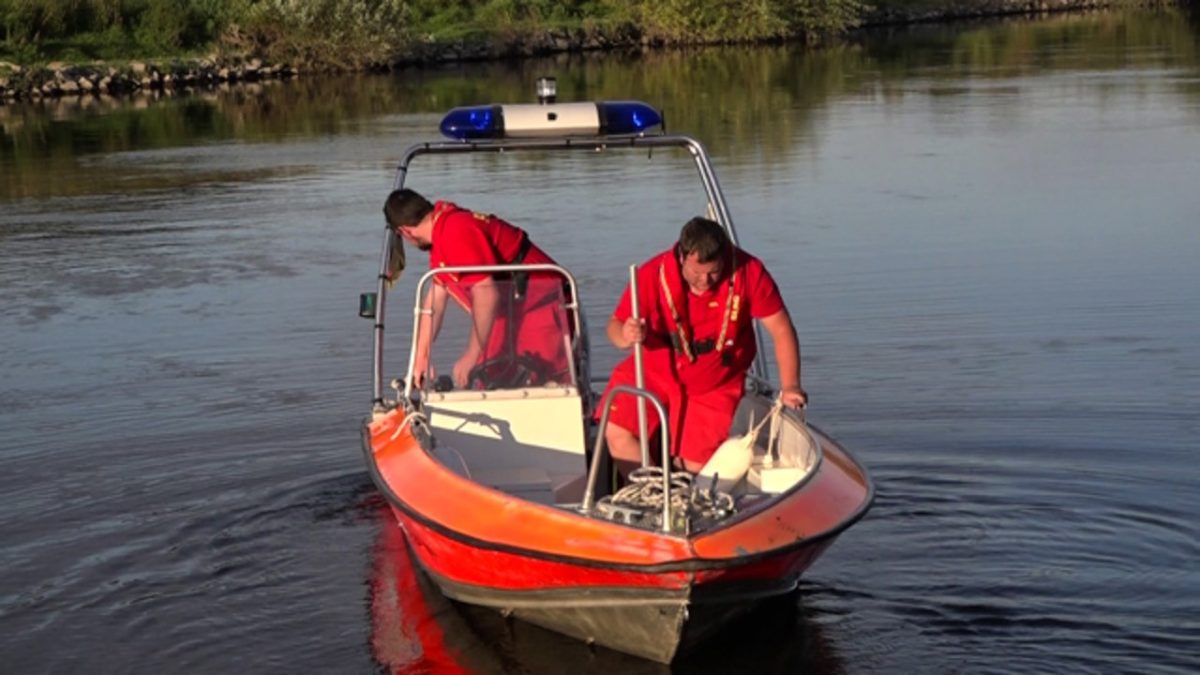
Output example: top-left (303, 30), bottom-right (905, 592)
top-left (657, 248), bottom-right (743, 365)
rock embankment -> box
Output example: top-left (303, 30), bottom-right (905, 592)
top-left (0, 58), bottom-right (296, 102)
top-left (863, 0), bottom-right (1119, 24)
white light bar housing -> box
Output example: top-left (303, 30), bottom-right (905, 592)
top-left (500, 103), bottom-right (601, 138)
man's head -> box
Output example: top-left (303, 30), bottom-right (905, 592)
top-left (383, 188), bottom-right (434, 252)
top-left (677, 216), bottom-right (731, 294)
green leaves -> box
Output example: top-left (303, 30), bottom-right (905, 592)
top-left (0, 0), bottom-right (226, 60)
top-left (1, 0), bottom-right (869, 66)
top-left (230, 0), bottom-right (413, 68)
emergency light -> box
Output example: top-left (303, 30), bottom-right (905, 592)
top-left (439, 101), bottom-right (663, 140)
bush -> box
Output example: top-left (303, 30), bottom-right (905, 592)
top-left (1, 0), bottom-right (868, 66)
top-left (0, 0), bottom-right (227, 58)
top-left (226, 0), bottom-right (413, 68)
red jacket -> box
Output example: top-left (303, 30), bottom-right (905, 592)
top-left (613, 246), bottom-right (784, 394)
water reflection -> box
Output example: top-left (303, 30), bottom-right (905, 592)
top-left (2, 9), bottom-right (1198, 202)
top-left (368, 508), bottom-right (845, 674)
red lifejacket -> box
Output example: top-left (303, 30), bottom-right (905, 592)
top-left (428, 201), bottom-right (551, 309)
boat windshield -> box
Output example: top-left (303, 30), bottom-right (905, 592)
top-left (412, 270), bottom-right (577, 392)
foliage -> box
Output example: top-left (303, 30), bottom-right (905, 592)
top-left (0, 0), bottom-right (872, 66)
top-left (226, 0), bottom-right (413, 68)
top-left (0, 0), bottom-right (226, 59)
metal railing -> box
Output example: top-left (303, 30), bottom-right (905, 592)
top-left (370, 133), bottom-right (770, 405)
top-left (580, 384), bottom-right (673, 533)
top-left (396, 263), bottom-right (583, 402)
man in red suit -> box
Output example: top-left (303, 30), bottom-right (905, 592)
top-left (384, 189), bottom-right (570, 390)
top-left (599, 217), bottom-right (807, 473)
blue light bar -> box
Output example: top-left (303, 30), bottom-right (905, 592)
top-left (597, 101), bottom-right (662, 135)
top-left (439, 105), bottom-right (503, 140)
top-left (438, 100), bottom-right (662, 140)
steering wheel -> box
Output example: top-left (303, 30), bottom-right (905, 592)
top-left (465, 354), bottom-right (549, 390)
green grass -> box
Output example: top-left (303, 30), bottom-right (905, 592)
top-left (0, 0), bottom-right (910, 69)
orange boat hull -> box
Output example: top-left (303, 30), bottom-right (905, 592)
top-left (363, 409), bottom-right (872, 662)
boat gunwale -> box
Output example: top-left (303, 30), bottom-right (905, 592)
top-left (362, 413), bottom-right (875, 575)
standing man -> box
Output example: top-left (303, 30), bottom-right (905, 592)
top-left (599, 216), bottom-right (806, 474)
top-left (383, 188), bottom-right (570, 389)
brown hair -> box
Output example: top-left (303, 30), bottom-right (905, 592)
top-left (678, 216), bottom-right (731, 263)
top-left (382, 189), bottom-right (432, 287)
top-left (383, 188), bottom-right (433, 229)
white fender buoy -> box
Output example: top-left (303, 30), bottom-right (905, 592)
top-left (698, 403), bottom-right (782, 492)
top-left (697, 431), bottom-right (756, 493)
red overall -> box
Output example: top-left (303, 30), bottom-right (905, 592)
top-left (427, 202), bottom-right (570, 384)
top-left (599, 247), bottom-right (785, 464)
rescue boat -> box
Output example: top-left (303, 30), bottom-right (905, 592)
top-left (359, 79), bottom-right (874, 664)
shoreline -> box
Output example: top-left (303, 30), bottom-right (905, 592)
top-left (0, 1), bottom-right (1177, 104)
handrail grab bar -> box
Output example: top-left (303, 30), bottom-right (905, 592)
top-left (404, 263), bottom-right (583, 401)
top-left (581, 384), bottom-right (673, 533)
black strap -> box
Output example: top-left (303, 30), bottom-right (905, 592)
top-left (670, 335), bottom-right (717, 356)
top-left (508, 233), bottom-right (533, 299)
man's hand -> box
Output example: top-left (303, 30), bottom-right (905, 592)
top-left (607, 316), bottom-right (648, 351)
top-left (780, 385), bottom-right (808, 409)
top-left (452, 351), bottom-right (477, 389)
top-left (620, 317), bottom-right (646, 347)
top-left (412, 356), bottom-right (435, 389)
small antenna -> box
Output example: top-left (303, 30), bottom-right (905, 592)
top-left (536, 76), bottom-right (557, 104)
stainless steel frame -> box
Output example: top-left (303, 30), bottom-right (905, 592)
top-left (372, 134), bottom-right (771, 408)
top-left (402, 264), bottom-right (583, 401)
top-left (581, 384), bottom-right (674, 533)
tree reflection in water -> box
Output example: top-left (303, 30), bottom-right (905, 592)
top-left (2, 9), bottom-right (1197, 202)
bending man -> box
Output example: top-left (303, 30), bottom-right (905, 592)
top-left (599, 216), bottom-right (806, 473)
top-left (383, 188), bottom-right (570, 389)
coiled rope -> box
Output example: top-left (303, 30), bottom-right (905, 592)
top-left (602, 466), bottom-right (737, 525)
top-left (600, 400), bottom-right (789, 527)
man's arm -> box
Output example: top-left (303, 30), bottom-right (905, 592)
top-left (413, 284), bottom-right (449, 386)
top-left (759, 308), bottom-right (807, 408)
top-left (453, 278), bottom-right (500, 386)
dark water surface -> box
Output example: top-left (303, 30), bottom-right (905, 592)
top-left (3, 9), bottom-right (1199, 673)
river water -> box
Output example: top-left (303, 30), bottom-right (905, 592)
top-left (2, 8), bottom-right (1198, 673)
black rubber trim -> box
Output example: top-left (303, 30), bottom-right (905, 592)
top-left (420, 558), bottom-right (799, 606)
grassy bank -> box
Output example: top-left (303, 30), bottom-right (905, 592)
top-left (0, 0), bottom-right (866, 70)
top-left (1, 0), bottom-right (1173, 82)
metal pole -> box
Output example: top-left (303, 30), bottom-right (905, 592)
top-left (581, 385), bottom-right (672, 534)
top-left (629, 264), bottom-right (650, 467)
